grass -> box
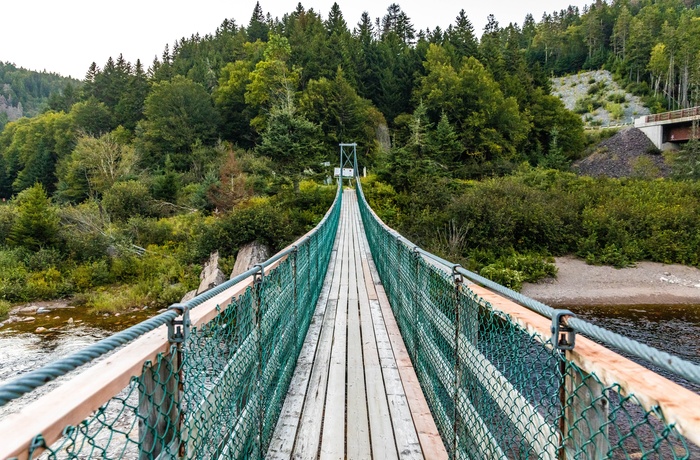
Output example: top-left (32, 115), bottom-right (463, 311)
top-left (0, 300), bottom-right (10, 318)
top-left (85, 286), bottom-right (151, 314)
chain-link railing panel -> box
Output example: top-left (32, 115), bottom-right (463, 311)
top-left (355, 179), bottom-right (694, 460)
top-left (8, 184), bottom-right (342, 460)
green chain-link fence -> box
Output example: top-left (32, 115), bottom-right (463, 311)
top-left (356, 179), bottom-right (695, 460)
top-left (6, 184), bottom-right (342, 460)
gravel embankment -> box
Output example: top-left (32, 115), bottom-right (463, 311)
top-left (521, 256), bottom-right (700, 306)
top-left (552, 70), bottom-right (650, 127)
top-left (574, 127), bottom-right (671, 177)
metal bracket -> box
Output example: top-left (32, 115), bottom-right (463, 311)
top-left (551, 309), bottom-right (576, 352)
top-left (253, 264), bottom-right (265, 286)
top-left (411, 245), bottom-right (421, 260)
top-left (167, 303), bottom-right (190, 344)
top-left (451, 264), bottom-right (463, 286)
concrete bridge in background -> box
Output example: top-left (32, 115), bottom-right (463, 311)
top-left (635, 106), bottom-right (700, 150)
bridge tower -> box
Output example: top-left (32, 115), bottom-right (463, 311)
top-left (338, 143), bottom-right (357, 182)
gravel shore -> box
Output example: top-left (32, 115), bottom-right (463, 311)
top-left (521, 256), bottom-right (700, 306)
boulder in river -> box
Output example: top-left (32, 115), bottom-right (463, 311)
top-left (231, 241), bottom-right (270, 279)
top-left (197, 251), bottom-right (227, 293)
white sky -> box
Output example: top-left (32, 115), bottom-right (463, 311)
top-left (2, 1), bottom-right (591, 79)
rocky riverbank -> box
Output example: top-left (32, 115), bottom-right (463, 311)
top-left (521, 255), bottom-right (700, 306)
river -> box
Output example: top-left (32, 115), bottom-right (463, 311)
top-left (0, 305), bottom-right (155, 389)
top-left (571, 303), bottom-right (700, 393)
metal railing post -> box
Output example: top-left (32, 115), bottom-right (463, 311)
top-left (452, 267), bottom-right (463, 459)
top-left (253, 265), bottom-right (265, 458)
top-left (138, 304), bottom-right (189, 459)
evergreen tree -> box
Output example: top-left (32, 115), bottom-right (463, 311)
top-left (256, 102), bottom-right (324, 190)
top-left (248, 2), bottom-right (270, 42)
top-left (9, 183), bottom-right (59, 250)
top-left (447, 10), bottom-right (479, 62)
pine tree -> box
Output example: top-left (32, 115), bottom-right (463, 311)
top-left (256, 102), bottom-right (324, 190)
top-left (248, 2), bottom-right (270, 42)
top-left (9, 183), bottom-right (59, 250)
top-left (429, 112), bottom-right (462, 166)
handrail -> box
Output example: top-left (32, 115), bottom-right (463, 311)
top-left (645, 106), bottom-right (700, 123)
top-left (0, 180), bottom-right (343, 460)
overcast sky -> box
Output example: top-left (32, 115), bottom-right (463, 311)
top-left (2, 1), bottom-right (591, 79)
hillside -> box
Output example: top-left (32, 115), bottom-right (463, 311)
top-left (0, 62), bottom-right (80, 128)
top-left (552, 70), bottom-right (650, 128)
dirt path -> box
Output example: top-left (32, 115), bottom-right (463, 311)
top-left (521, 256), bottom-right (700, 306)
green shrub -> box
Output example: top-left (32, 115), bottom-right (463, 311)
top-left (70, 260), bottom-right (112, 291)
top-left (630, 156), bottom-right (661, 179)
top-left (0, 300), bottom-right (10, 318)
top-left (587, 82), bottom-right (607, 95)
top-left (480, 266), bottom-right (525, 290)
top-left (369, 167), bottom-right (700, 273)
top-left (25, 248), bottom-right (63, 271)
top-left (103, 181), bottom-right (153, 222)
top-left (607, 93), bottom-right (626, 103)
top-left (606, 102), bottom-right (624, 121)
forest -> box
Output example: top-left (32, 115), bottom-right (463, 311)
top-left (1, 0), bottom-right (700, 316)
top-left (0, 62), bottom-right (80, 131)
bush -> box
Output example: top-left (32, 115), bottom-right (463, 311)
top-left (367, 168), bottom-right (700, 274)
top-left (587, 82), bottom-right (607, 95)
top-left (70, 260), bottom-right (112, 291)
top-left (574, 96), bottom-right (603, 114)
top-left (103, 181), bottom-right (153, 222)
top-left (605, 102), bottom-right (624, 121)
top-left (480, 265), bottom-right (525, 290)
top-left (0, 300), bottom-right (10, 318)
top-left (607, 93), bottom-right (626, 104)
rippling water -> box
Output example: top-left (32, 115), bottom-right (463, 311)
top-left (570, 304), bottom-right (700, 392)
top-left (0, 306), bottom-right (155, 387)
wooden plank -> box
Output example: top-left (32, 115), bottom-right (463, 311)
top-left (350, 196), bottom-right (404, 460)
top-left (346, 207), bottom-right (372, 459)
top-left (469, 284), bottom-right (700, 449)
top-left (265, 226), bottom-right (341, 459)
top-left (138, 355), bottom-right (179, 460)
top-left (291, 197), bottom-right (349, 459)
top-left (184, 328), bottom-right (258, 456)
top-left (320, 194), bottom-right (350, 460)
top-left (216, 397), bottom-right (259, 460)
top-left (417, 325), bottom-right (509, 460)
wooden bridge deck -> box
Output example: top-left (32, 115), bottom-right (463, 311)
top-left (266, 190), bottom-right (447, 460)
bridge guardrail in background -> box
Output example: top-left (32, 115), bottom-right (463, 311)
top-left (645, 106), bottom-right (700, 123)
top-left (355, 177), bottom-right (700, 459)
top-left (0, 182), bottom-right (342, 460)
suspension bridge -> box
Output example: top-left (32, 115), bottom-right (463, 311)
top-left (1, 145), bottom-right (700, 459)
